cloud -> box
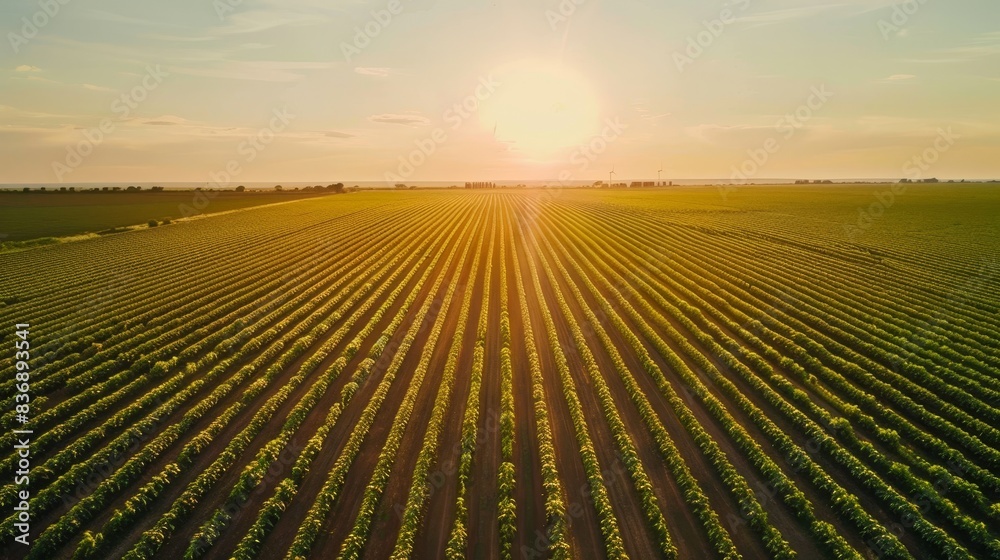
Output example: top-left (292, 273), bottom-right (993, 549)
top-left (143, 33), bottom-right (217, 43)
top-left (324, 130), bottom-right (355, 138)
top-left (735, 1), bottom-right (897, 28)
top-left (368, 113), bottom-right (430, 126)
top-left (141, 115), bottom-right (191, 126)
top-left (354, 67), bottom-right (391, 77)
top-left (80, 9), bottom-right (165, 27)
top-left (683, 123), bottom-right (775, 144)
top-left (15, 65), bottom-right (41, 72)
top-left (737, 5), bottom-right (838, 27)
top-left (17, 75), bottom-right (60, 85)
top-left (906, 31), bottom-right (1000, 64)
top-left (218, 10), bottom-right (330, 36)
top-left (169, 60), bottom-right (337, 82)
top-left (880, 74), bottom-right (916, 84)
top-left (82, 83), bottom-right (115, 92)
top-left (641, 112), bottom-right (671, 122)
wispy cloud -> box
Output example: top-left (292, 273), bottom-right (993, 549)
top-left (82, 83), bottom-right (116, 92)
top-left (15, 65), bottom-right (41, 73)
top-left (142, 33), bottom-right (217, 43)
top-left (684, 123), bottom-right (776, 144)
top-left (14, 75), bottom-right (61, 85)
top-left (737, 5), bottom-right (838, 27)
top-left (906, 30), bottom-right (1000, 64)
top-left (0, 105), bottom-right (82, 121)
top-left (80, 9), bottom-right (170, 27)
top-left (218, 10), bottom-right (329, 36)
top-left (736, 0), bottom-right (897, 28)
top-left (633, 104), bottom-right (670, 123)
top-left (169, 60), bottom-right (337, 82)
top-left (368, 113), bottom-right (430, 126)
top-left (880, 74), bottom-right (916, 83)
top-left (141, 115), bottom-right (191, 126)
top-left (355, 67), bottom-right (391, 77)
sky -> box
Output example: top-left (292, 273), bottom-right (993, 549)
top-left (1, 0), bottom-right (999, 185)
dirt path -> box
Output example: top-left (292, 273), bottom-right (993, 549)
top-left (500, 198), bottom-right (548, 560)
top-left (506, 199), bottom-right (609, 560)
top-left (416, 200), bottom-right (497, 558)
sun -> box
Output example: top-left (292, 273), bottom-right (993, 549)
top-left (478, 58), bottom-right (601, 158)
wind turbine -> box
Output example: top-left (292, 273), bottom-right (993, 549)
top-left (609, 164), bottom-right (616, 189)
top-left (658, 162), bottom-right (663, 186)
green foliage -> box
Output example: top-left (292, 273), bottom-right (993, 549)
top-left (4, 189), bottom-right (998, 560)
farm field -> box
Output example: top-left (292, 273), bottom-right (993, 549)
top-left (0, 190), bottom-right (335, 244)
top-left (0, 186), bottom-right (998, 559)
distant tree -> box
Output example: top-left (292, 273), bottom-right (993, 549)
top-left (162, 218), bottom-right (172, 225)
top-left (274, 185), bottom-right (283, 191)
top-left (22, 187), bottom-right (30, 192)
top-left (148, 219), bottom-right (159, 227)
top-left (150, 186), bottom-right (164, 192)
top-left (235, 185), bottom-right (245, 192)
